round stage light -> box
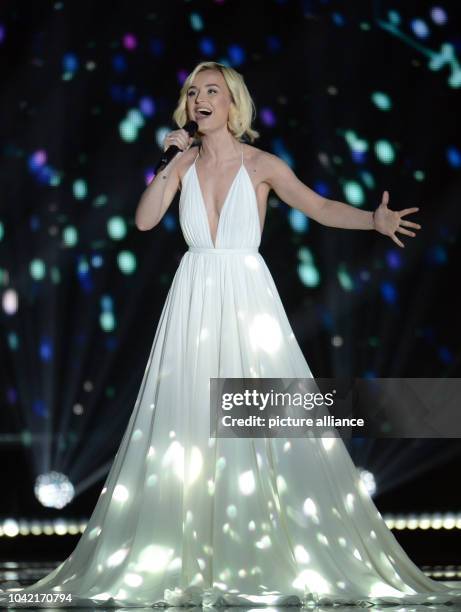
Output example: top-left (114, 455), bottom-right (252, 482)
top-left (34, 471), bottom-right (75, 509)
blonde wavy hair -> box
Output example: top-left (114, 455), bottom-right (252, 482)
top-left (172, 61), bottom-right (260, 144)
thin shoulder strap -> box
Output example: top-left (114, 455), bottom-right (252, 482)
top-left (193, 147), bottom-right (200, 164)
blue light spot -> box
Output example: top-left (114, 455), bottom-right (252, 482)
top-left (228, 44), bottom-right (245, 66)
top-left (105, 336), bottom-right (118, 351)
top-left (139, 96), bottom-right (155, 117)
top-left (91, 254), bottom-right (103, 268)
top-left (380, 281), bottom-right (397, 304)
top-left (149, 38), bottom-right (165, 57)
top-left (446, 146), bottom-right (461, 168)
top-left (438, 346), bottom-right (453, 364)
top-left (321, 309), bottom-right (334, 331)
top-left (101, 295), bottom-right (113, 310)
top-left (428, 245), bottom-right (447, 265)
top-left (385, 249), bottom-right (402, 269)
top-left (351, 150), bottom-right (367, 164)
top-left (32, 400), bottom-right (48, 418)
top-left (30, 215), bottom-right (40, 231)
top-left (113, 54), bottom-right (127, 72)
top-left (288, 208), bottom-right (309, 233)
top-left (62, 52), bottom-right (78, 72)
top-left (411, 18), bottom-right (429, 39)
top-left (266, 36), bottom-right (281, 52)
top-left (162, 214), bottom-right (176, 231)
top-left (39, 338), bottom-right (53, 361)
top-left (199, 37), bottom-right (215, 56)
top-left (314, 181), bottom-right (330, 198)
top-left (332, 12), bottom-right (345, 26)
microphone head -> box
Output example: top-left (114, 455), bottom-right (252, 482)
top-left (183, 120), bottom-right (198, 136)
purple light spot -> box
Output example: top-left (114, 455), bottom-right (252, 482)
top-left (385, 249), bottom-right (401, 269)
top-left (123, 33), bottom-right (137, 50)
top-left (139, 96), bottom-right (155, 116)
top-left (145, 169), bottom-right (155, 185)
top-left (260, 107), bottom-right (276, 127)
top-left (0, 24), bottom-right (6, 44)
top-left (6, 387), bottom-right (18, 405)
top-left (29, 150), bottom-right (47, 170)
top-left (177, 69), bottom-right (188, 86)
top-left (431, 7), bottom-right (447, 25)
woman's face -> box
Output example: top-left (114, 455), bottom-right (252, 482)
top-left (186, 69), bottom-right (233, 135)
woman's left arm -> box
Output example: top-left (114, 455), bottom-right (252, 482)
top-left (265, 153), bottom-right (421, 248)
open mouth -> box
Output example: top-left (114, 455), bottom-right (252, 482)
top-left (196, 109), bottom-right (212, 118)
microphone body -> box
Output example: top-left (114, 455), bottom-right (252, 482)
top-left (154, 121), bottom-right (198, 173)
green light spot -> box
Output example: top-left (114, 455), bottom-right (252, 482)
top-left (127, 109), bottom-right (145, 128)
top-left (414, 170), bottom-right (425, 181)
top-left (337, 265), bottom-right (354, 291)
top-left (375, 140), bottom-right (395, 164)
top-left (343, 181), bottom-right (364, 206)
top-left (371, 92), bottom-right (392, 111)
top-left (100, 311), bottom-right (115, 332)
top-left (78, 258), bottom-right (89, 274)
top-left (107, 216), bottom-right (127, 241)
top-left (30, 259), bottom-right (46, 280)
top-left (0, 221), bottom-right (4, 241)
top-left (120, 119), bottom-right (138, 143)
top-left (118, 250), bottom-right (137, 274)
top-left (344, 130), bottom-right (368, 154)
top-left (73, 179), bottom-right (88, 199)
top-left (50, 266), bottom-right (61, 284)
top-left (297, 262), bottom-right (320, 287)
top-left (63, 225), bottom-right (78, 246)
top-left (8, 331), bottom-right (19, 350)
top-left (360, 171), bottom-right (375, 189)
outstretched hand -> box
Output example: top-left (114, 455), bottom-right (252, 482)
top-left (373, 191), bottom-right (421, 248)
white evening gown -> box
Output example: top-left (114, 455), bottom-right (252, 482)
top-left (2, 145), bottom-right (461, 609)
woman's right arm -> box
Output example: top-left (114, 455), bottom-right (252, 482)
top-left (135, 129), bottom-right (193, 231)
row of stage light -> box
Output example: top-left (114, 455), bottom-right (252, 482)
top-left (1, 513), bottom-right (461, 538)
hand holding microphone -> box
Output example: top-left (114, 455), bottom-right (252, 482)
top-left (155, 121), bottom-right (198, 173)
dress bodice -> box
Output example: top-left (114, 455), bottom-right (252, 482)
top-left (179, 146), bottom-right (261, 249)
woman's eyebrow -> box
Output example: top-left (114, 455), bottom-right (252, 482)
top-left (187, 83), bottom-right (221, 90)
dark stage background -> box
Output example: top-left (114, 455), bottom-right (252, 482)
top-left (0, 0), bottom-right (460, 568)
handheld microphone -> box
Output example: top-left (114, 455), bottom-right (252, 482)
top-left (154, 121), bottom-right (198, 173)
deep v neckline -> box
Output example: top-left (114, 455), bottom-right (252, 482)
top-left (193, 145), bottom-right (244, 248)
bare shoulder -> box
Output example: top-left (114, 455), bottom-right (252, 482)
top-left (242, 144), bottom-right (288, 190)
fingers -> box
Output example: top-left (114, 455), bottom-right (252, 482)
top-left (391, 233), bottom-right (405, 248)
top-left (381, 190), bottom-right (390, 206)
top-left (400, 219), bottom-right (422, 229)
top-left (396, 227), bottom-right (416, 237)
top-left (163, 129), bottom-right (193, 152)
top-left (400, 207), bottom-right (420, 216)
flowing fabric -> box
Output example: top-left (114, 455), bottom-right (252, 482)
top-left (2, 145), bottom-right (461, 608)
